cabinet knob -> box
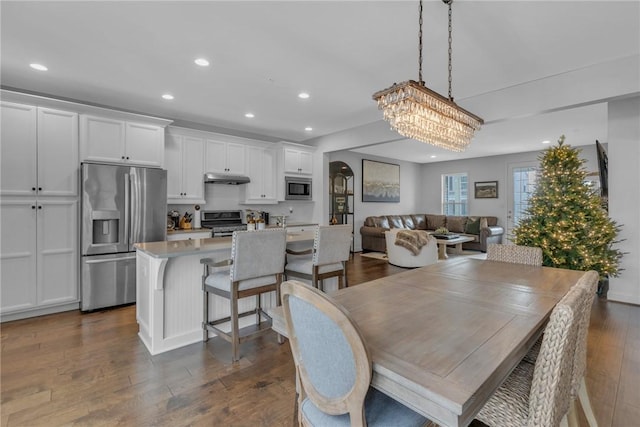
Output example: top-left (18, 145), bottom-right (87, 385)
top-left (32, 205), bottom-right (36, 209)
top-left (38, 205), bottom-right (42, 209)
top-left (122, 156), bottom-right (125, 159)
top-left (32, 187), bottom-right (36, 191)
top-left (126, 157), bottom-right (130, 160)
top-left (38, 187), bottom-right (42, 191)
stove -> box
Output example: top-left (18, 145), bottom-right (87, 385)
top-left (201, 210), bottom-right (246, 237)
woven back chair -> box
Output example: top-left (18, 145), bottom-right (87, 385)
top-left (285, 225), bottom-right (352, 291)
top-left (476, 283), bottom-right (584, 427)
top-left (486, 243), bottom-right (543, 266)
top-left (200, 228), bottom-right (287, 362)
top-left (567, 271), bottom-right (599, 427)
top-left (281, 280), bottom-right (428, 426)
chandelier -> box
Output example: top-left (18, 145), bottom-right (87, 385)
top-left (372, 0), bottom-right (483, 152)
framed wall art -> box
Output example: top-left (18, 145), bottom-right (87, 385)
top-left (474, 181), bottom-right (498, 199)
top-left (362, 159), bottom-right (400, 202)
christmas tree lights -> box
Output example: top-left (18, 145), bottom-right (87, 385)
top-left (512, 136), bottom-right (622, 278)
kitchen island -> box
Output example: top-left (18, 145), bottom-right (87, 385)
top-left (135, 231), bottom-right (314, 355)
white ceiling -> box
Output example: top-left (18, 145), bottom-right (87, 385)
top-left (1, 1), bottom-right (639, 164)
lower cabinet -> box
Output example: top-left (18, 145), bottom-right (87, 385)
top-left (0, 198), bottom-right (78, 318)
top-left (243, 146), bottom-right (277, 204)
top-left (166, 230), bottom-right (212, 241)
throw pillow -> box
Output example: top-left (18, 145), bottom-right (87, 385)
top-left (480, 217), bottom-right (488, 229)
top-left (465, 217), bottom-right (481, 234)
top-left (447, 216), bottom-right (467, 233)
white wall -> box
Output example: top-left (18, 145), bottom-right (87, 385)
top-left (418, 145), bottom-right (599, 237)
top-left (607, 95), bottom-right (640, 305)
top-left (326, 150), bottom-right (422, 251)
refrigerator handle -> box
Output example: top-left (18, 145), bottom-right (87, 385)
top-left (124, 173), bottom-right (131, 246)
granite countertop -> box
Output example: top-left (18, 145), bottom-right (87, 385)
top-left (135, 230), bottom-right (315, 259)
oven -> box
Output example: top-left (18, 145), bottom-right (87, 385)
top-left (201, 210), bottom-right (247, 237)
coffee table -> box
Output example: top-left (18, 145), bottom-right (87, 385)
top-left (433, 235), bottom-right (475, 259)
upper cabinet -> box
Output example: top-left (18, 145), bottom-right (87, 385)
top-left (283, 146), bottom-right (313, 175)
top-left (205, 139), bottom-right (246, 175)
top-left (1, 102), bottom-right (78, 197)
top-left (243, 146), bottom-right (277, 204)
top-left (80, 115), bottom-right (165, 167)
top-left (165, 133), bottom-right (205, 204)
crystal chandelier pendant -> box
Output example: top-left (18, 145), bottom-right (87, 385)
top-left (373, 0), bottom-right (483, 152)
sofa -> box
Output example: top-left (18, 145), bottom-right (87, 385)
top-left (360, 214), bottom-right (504, 253)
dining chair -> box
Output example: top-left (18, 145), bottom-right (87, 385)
top-left (486, 243), bottom-right (543, 266)
top-left (475, 282), bottom-right (584, 427)
top-left (281, 279), bottom-right (429, 426)
top-left (285, 224), bottom-right (352, 292)
top-left (200, 228), bottom-right (287, 362)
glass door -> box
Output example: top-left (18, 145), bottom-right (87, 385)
top-left (507, 162), bottom-right (538, 241)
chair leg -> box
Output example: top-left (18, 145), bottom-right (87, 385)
top-left (230, 291), bottom-right (240, 362)
top-left (202, 287), bottom-right (209, 342)
top-left (567, 400), bottom-right (580, 427)
top-left (579, 377), bottom-right (598, 427)
top-left (337, 275), bottom-right (343, 290)
top-left (256, 294), bottom-right (261, 326)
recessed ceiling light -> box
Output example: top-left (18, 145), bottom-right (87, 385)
top-left (298, 92), bottom-right (310, 99)
top-left (430, 155), bottom-right (437, 158)
top-left (162, 94), bottom-right (174, 100)
top-left (304, 127), bottom-right (313, 132)
top-left (245, 113), bottom-right (255, 118)
top-left (194, 58), bottom-right (210, 67)
top-left (542, 140), bottom-right (551, 144)
top-left (30, 63), bottom-right (48, 71)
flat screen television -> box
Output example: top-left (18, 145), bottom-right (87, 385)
top-left (596, 140), bottom-right (608, 198)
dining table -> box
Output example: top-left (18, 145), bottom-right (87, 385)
top-left (270, 257), bottom-right (587, 427)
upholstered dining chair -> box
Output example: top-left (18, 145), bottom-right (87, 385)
top-left (200, 228), bottom-right (287, 362)
top-left (285, 224), bottom-right (352, 292)
top-left (486, 243), bottom-right (543, 266)
top-left (281, 280), bottom-right (429, 427)
top-left (475, 281), bottom-right (584, 427)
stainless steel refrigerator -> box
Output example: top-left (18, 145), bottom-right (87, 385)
top-left (81, 162), bottom-right (167, 311)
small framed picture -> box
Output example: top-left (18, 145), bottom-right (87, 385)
top-left (474, 181), bottom-right (498, 198)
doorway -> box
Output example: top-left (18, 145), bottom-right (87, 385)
top-left (506, 162), bottom-right (538, 240)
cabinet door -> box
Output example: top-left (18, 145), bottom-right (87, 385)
top-left (226, 143), bottom-right (246, 175)
top-left (37, 199), bottom-right (78, 306)
top-left (1, 102), bottom-right (37, 196)
top-left (283, 148), bottom-right (300, 174)
top-left (181, 136), bottom-right (205, 202)
top-left (80, 115), bottom-right (125, 163)
top-left (244, 147), bottom-right (277, 204)
top-left (165, 134), bottom-right (184, 201)
top-left (0, 200), bottom-right (37, 313)
top-left (125, 122), bottom-right (164, 167)
top-left (204, 139), bottom-right (227, 173)
top-left (298, 150), bottom-right (313, 175)
top-left (37, 108), bottom-right (79, 197)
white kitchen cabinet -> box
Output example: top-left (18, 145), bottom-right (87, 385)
top-left (283, 146), bottom-right (313, 175)
top-left (205, 139), bottom-right (246, 175)
top-left (1, 102), bottom-right (78, 197)
top-left (80, 115), bottom-right (164, 167)
top-left (166, 134), bottom-right (205, 204)
top-left (243, 146), bottom-right (277, 204)
top-left (0, 198), bottom-right (78, 316)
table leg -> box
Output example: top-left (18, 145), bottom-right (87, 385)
top-left (454, 243), bottom-right (464, 254)
top-left (437, 243), bottom-right (448, 260)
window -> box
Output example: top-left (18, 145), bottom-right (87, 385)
top-left (442, 173), bottom-right (468, 215)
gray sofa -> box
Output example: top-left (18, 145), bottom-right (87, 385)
top-left (360, 214), bottom-right (504, 253)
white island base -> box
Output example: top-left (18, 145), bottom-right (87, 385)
top-left (135, 232), bottom-right (317, 355)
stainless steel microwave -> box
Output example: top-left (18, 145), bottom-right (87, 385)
top-left (285, 176), bottom-right (312, 200)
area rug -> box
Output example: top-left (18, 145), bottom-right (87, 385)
top-left (361, 252), bottom-right (388, 260)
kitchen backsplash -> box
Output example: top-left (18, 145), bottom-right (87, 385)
top-left (167, 183), bottom-right (315, 225)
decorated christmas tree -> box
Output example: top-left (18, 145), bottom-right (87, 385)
top-left (512, 135), bottom-right (622, 277)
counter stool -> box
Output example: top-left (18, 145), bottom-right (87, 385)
top-left (201, 228), bottom-right (287, 362)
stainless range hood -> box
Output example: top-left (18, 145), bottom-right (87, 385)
top-left (204, 172), bottom-right (251, 185)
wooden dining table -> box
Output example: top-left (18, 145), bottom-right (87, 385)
top-left (270, 258), bottom-right (586, 427)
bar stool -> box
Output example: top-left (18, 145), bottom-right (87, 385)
top-left (285, 225), bottom-right (352, 292)
top-left (200, 228), bottom-right (287, 362)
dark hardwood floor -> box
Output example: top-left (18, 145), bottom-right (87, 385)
top-left (1, 254), bottom-right (638, 426)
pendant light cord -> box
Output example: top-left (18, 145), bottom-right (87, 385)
top-left (447, 0), bottom-right (453, 101)
top-left (418, 0), bottom-right (424, 85)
